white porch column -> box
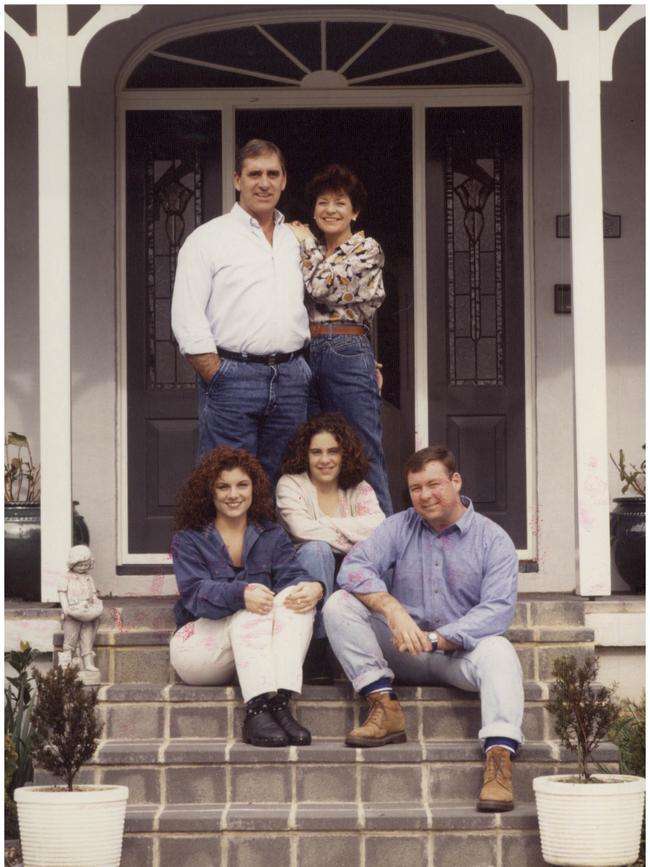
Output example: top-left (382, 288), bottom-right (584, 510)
top-left (6, 4), bottom-right (142, 602)
top-left (497, 4), bottom-right (644, 596)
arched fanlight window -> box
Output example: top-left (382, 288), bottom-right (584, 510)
top-left (126, 19), bottom-right (522, 88)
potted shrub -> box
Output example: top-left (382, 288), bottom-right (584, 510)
top-left (534, 655), bottom-right (645, 867)
top-left (610, 445), bottom-right (645, 592)
top-left (4, 433), bottom-right (90, 601)
top-left (14, 665), bottom-right (128, 867)
top-left (4, 642), bottom-right (40, 841)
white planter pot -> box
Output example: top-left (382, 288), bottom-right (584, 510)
top-left (15, 784), bottom-right (129, 867)
top-left (533, 774), bottom-right (645, 866)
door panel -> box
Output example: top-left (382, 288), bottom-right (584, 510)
top-left (126, 110), bottom-right (221, 553)
top-left (426, 107), bottom-right (526, 546)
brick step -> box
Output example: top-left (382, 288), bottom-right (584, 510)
top-left (120, 807), bottom-right (546, 867)
top-left (36, 738), bottom-right (617, 808)
top-left (95, 682), bottom-right (552, 743)
top-left (53, 626), bottom-right (596, 685)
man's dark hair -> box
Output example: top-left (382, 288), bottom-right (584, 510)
top-left (235, 139), bottom-right (286, 175)
top-left (405, 446), bottom-right (457, 479)
top-left (306, 164), bottom-right (367, 214)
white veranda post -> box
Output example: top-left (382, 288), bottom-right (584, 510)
top-left (5, 4), bottom-right (142, 602)
top-left (497, 4), bottom-right (644, 596)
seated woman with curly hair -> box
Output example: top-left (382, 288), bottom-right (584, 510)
top-left (170, 447), bottom-right (325, 747)
top-left (276, 414), bottom-right (385, 677)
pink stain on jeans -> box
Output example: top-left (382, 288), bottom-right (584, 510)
top-left (179, 622), bottom-right (196, 642)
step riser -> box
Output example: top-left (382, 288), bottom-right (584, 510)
top-left (58, 637), bottom-right (596, 685)
top-left (98, 700), bottom-right (551, 742)
top-left (35, 758), bottom-right (612, 807)
top-left (120, 828), bottom-right (546, 867)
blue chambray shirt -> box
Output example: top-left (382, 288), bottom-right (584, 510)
top-left (171, 521), bottom-right (322, 628)
top-left (336, 497), bottom-right (518, 650)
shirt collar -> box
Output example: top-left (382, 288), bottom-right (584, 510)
top-left (231, 201), bottom-right (285, 229)
top-left (416, 495), bottom-right (475, 537)
top-left (318, 229), bottom-right (366, 255)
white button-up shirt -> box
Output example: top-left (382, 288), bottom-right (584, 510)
top-left (171, 203), bottom-right (309, 356)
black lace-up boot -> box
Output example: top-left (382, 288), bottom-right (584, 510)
top-left (242, 693), bottom-right (289, 747)
top-left (268, 689), bottom-right (312, 746)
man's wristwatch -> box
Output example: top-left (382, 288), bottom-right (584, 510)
top-left (427, 631), bottom-right (441, 652)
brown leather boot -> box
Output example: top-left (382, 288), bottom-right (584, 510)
top-left (345, 692), bottom-right (407, 747)
top-left (477, 746), bottom-right (514, 812)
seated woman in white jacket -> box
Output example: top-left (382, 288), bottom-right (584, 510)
top-left (277, 413), bottom-right (385, 678)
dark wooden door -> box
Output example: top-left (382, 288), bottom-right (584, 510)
top-left (125, 111), bottom-right (221, 553)
top-left (426, 107), bottom-right (527, 546)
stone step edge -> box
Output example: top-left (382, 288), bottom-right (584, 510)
top-left (125, 801), bottom-right (540, 834)
top-left (94, 679), bottom-right (551, 703)
top-left (53, 627), bottom-right (596, 646)
top-left (88, 738), bottom-right (619, 766)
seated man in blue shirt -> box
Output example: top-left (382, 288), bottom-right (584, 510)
top-left (323, 445), bottom-right (524, 813)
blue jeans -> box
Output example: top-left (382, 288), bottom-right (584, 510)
top-left (308, 334), bottom-right (393, 516)
top-left (295, 540), bottom-right (341, 639)
top-left (197, 355), bottom-right (311, 486)
top-left (323, 590), bottom-right (524, 746)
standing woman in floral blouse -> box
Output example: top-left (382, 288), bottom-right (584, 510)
top-left (290, 165), bottom-right (393, 516)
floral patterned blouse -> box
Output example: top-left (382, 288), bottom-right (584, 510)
top-left (299, 232), bottom-right (386, 326)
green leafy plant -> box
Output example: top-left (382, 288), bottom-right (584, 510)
top-left (609, 693), bottom-right (646, 866)
top-left (31, 665), bottom-right (103, 792)
top-left (610, 445), bottom-right (646, 497)
top-left (4, 641), bottom-right (39, 835)
top-left (546, 655), bottom-right (619, 782)
top-left (4, 432), bottom-right (40, 504)
top-left (5, 735), bottom-right (19, 840)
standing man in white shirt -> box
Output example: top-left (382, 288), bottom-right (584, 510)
top-left (172, 139), bottom-right (311, 485)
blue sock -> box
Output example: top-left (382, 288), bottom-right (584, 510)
top-left (484, 736), bottom-right (519, 756)
top-left (359, 678), bottom-right (393, 698)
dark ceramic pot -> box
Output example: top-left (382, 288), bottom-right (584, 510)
top-left (4, 502), bottom-right (90, 601)
top-left (610, 497), bottom-right (645, 593)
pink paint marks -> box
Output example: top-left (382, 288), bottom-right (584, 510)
top-left (179, 622), bottom-right (196, 642)
top-left (150, 574), bottom-right (165, 596)
top-left (112, 608), bottom-right (125, 633)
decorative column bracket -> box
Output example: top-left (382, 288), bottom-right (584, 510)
top-left (495, 4), bottom-right (644, 82)
top-left (6, 5), bottom-right (143, 87)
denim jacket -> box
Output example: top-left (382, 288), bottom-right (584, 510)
top-left (172, 520), bottom-right (321, 628)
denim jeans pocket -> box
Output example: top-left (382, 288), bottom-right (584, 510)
top-left (202, 358), bottom-right (234, 397)
top-left (328, 335), bottom-right (371, 359)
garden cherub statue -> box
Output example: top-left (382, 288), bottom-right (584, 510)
top-left (57, 544), bottom-right (104, 684)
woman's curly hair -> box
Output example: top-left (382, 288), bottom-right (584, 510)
top-left (174, 447), bottom-right (275, 531)
top-left (280, 413), bottom-right (369, 490)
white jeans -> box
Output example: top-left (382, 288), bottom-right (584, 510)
top-left (170, 586), bottom-right (314, 702)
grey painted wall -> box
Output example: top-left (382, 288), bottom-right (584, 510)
top-left (4, 6), bottom-right (645, 594)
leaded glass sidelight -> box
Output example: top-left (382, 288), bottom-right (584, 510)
top-left (126, 111), bottom-right (221, 391)
top-left (445, 138), bottom-right (504, 386)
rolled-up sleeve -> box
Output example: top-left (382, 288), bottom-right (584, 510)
top-left (171, 233), bottom-right (217, 356)
top-left (438, 533), bottom-right (518, 650)
top-left (171, 532), bottom-right (246, 620)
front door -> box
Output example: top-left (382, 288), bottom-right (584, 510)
top-left (425, 107), bottom-right (527, 546)
top-left (124, 105), bottom-right (527, 556)
top-left (125, 110), bottom-right (221, 553)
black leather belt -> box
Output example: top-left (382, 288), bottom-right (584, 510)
top-left (217, 346), bottom-right (305, 365)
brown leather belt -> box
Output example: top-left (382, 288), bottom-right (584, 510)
top-left (310, 323), bottom-right (366, 337)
